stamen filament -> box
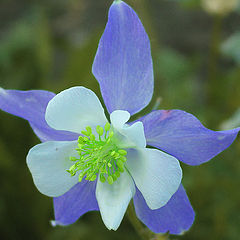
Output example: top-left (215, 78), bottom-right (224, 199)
top-left (67, 123), bottom-right (127, 185)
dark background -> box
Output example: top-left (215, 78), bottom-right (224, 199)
top-left (0, 0), bottom-right (240, 239)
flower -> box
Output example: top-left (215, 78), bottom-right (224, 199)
top-left (0, 0), bottom-right (239, 235)
top-left (202, 0), bottom-right (238, 16)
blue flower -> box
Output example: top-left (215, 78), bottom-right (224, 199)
top-left (0, 0), bottom-right (239, 234)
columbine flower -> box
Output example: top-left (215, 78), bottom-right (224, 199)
top-left (201, 0), bottom-right (238, 15)
top-left (0, 0), bottom-right (239, 234)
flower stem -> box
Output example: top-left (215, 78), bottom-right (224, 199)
top-left (126, 201), bottom-right (169, 240)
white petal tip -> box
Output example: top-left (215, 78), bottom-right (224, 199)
top-left (179, 229), bottom-right (188, 235)
top-left (113, 0), bottom-right (122, 4)
top-left (110, 110), bottom-right (131, 130)
top-left (50, 220), bottom-right (57, 227)
top-left (105, 223), bottom-right (119, 231)
top-left (0, 87), bottom-right (6, 95)
top-left (96, 172), bottom-right (135, 232)
top-left (50, 220), bottom-right (65, 227)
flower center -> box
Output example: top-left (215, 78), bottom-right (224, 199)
top-left (67, 123), bottom-right (127, 184)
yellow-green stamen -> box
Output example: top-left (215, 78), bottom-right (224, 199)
top-left (67, 123), bottom-right (127, 184)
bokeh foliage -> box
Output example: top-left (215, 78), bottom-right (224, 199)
top-left (0, 0), bottom-right (240, 239)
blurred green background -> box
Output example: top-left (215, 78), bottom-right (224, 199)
top-left (0, 0), bottom-right (240, 239)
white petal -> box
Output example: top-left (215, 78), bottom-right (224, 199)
top-left (126, 148), bottom-right (182, 210)
top-left (121, 122), bottom-right (146, 148)
top-left (27, 141), bottom-right (79, 197)
top-left (110, 110), bottom-right (130, 130)
top-left (45, 87), bottom-right (108, 134)
top-left (96, 171), bottom-right (135, 230)
top-left (110, 110), bottom-right (146, 148)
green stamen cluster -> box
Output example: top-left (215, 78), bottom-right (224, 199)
top-left (67, 123), bottom-right (127, 185)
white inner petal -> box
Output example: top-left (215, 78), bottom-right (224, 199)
top-left (110, 110), bottom-right (146, 148)
top-left (126, 148), bottom-right (182, 210)
top-left (110, 110), bottom-right (130, 130)
top-left (45, 86), bottom-right (108, 134)
top-left (96, 171), bottom-right (135, 230)
top-left (27, 141), bottom-right (79, 197)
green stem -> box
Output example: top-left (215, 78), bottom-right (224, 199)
top-left (127, 201), bottom-right (169, 240)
